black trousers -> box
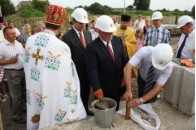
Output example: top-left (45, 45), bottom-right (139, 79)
top-left (80, 80), bottom-right (91, 112)
top-left (137, 71), bottom-right (157, 103)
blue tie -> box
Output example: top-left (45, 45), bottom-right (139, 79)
top-left (176, 35), bottom-right (188, 58)
top-left (144, 65), bottom-right (155, 93)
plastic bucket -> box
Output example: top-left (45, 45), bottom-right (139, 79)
top-left (91, 97), bottom-right (117, 128)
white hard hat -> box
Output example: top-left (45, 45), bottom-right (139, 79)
top-left (71, 8), bottom-right (89, 23)
top-left (95, 15), bottom-right (117, 33)
top-left (151, 11), bottom-right (163, 20)
top-left (176, 15), bottom-right (193, 28)
top-left (152, 44), bottom-right (173, 70)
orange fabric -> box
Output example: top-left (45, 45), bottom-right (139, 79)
top-left (94, 89), bottom-right (104, 99)
top-left (45, 5), bottom-right (67, 26)
top-left (180, 59), bottom-right (195, 68)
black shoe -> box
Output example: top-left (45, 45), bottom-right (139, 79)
top-left (87, 110), bottom-right (94, 116)
top-left (13, 116), bottom-right (26, 124)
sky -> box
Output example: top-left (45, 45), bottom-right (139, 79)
top-left (11, 0), bottom-right (195, 11)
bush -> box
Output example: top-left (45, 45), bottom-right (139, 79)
top-left (19, 8), bottom-right (45, 18)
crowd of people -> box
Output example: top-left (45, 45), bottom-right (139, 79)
top-left (0, 4), bottom-right (195, 130)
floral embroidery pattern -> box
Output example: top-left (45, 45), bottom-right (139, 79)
top-left (44, 51), bottom-right (61, 71)
top-left (70, 93), bottom-right (77, 105)
top-left (55, 109), bottom-right (67, 123)
top-left (25, 47), bottom-right (31, 63)
top-left (64, 82), bottom-right (77, 104)
top-left (64, 81), bottom-right (71, 98)
top-left (35, 93), bottom-right (47, 110)
top-left (34, 34), bottom-right (49, 47)
top-left (26, 89), bottom-right (31, 105)
top-left (30, 67), bottom-right (40, 81)
top-left (71, 62), bottom-right (76, 77)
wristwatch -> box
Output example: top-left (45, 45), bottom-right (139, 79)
top-left (139, 98), bottom-right (144, 104)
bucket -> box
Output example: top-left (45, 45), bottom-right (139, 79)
top-left (92, 97), bottom-right (117, 128)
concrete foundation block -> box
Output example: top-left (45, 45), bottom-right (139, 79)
top-left (164, 64), bottom-right (184, 107)
top-left (178, 68), bottom-right (195, 116)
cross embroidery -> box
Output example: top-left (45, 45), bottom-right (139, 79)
top-left (32, 48), bottom-right (44, 65)
top-left (120, 30), bottom-right (127, 42)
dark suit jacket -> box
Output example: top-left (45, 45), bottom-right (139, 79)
top-left (62, 28), bottom-right (92, 82)
top-left (85, 36), bottom-right (127, 96)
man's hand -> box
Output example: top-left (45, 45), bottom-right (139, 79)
top-left (123, 90), bottom-right (132, 101)
top-left (8, 57), bottom-right (18, 64)
top-left (94, 89), bottom-right (104, 100)
top-left (127, 98), bottom-right (141, 107)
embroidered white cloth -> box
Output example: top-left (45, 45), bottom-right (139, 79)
top-left (24, 29), bottom-right (86, 130)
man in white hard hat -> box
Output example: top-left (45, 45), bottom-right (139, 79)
top-left (85, 15), bottom-right (128, 110)
top-left (143, 11), bottom-right (171, 46)
top-left (62, 8), bottom-right (93, 116)
top-left (123, 44), bottom-right (173, 107)
top-left (176, 15), bottom-right (195, 59)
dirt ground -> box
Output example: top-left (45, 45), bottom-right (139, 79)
top-left (0, 36), bottom-right (195, 130)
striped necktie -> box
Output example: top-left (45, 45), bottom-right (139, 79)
top-left (107, 42), bottom-right (115, 62)
top-left (176, 35), bottom-right (188, 58)
top-left (144, 65), bottom-right (155, 93)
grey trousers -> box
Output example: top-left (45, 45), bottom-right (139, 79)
top-left (4, 69), bottom-right (26, 119)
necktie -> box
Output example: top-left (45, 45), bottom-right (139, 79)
top-left (107, 42), bottom-right (115, 62)
top-left (176, 35), bottom-right (188, 58)
top-left (79, 32), bottom-right (86, 48)
top-left (152, 29), bottom-right (158, 46)
top-left (144, 65), bottom-right (154, 93)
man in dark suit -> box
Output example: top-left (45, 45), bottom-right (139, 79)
top-left (85, 15), bottom-right (128, 110)
top-left (62, 8), bottom-right (93, 115)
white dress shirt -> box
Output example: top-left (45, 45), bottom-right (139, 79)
top-left (0, 40), bottom-right (24, 69)
top-left (100, 38), bottom-right (114, 53)
top-left (176, 29), bottom-right (195, 59)
top-left (129, 46), bottom-right (173, 86)
top-left (134, 19), bottom-right (145, 30)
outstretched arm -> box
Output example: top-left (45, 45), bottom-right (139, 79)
top-left (123, 63), bottom-right (133, 101)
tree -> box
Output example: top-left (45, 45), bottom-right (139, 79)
top-left (127, 5), bottom-right (134, 10)
top-left (174, 9), bottom-right (180, 12)
top-left (85, 2), bottom-right (112, 14)
top-left (133, 0), bottom-right (150, 10)
top-left (32, 0), bottom-right (50, 12)
top-left (0, 0), bottom-right (16, 16)
top-left (192, 5), bottom-right (195, 16)
top-left (162, 8), bottom-right (167, 12)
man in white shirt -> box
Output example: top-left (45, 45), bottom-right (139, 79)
top-left (176, 15), bottom-right (195, 59)
top-left (0, 26), bottom-right (26, 123)
top-left (134, 14), bottom-right (145, 30)
top-left (123, 44), bottom-right (173, 107)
